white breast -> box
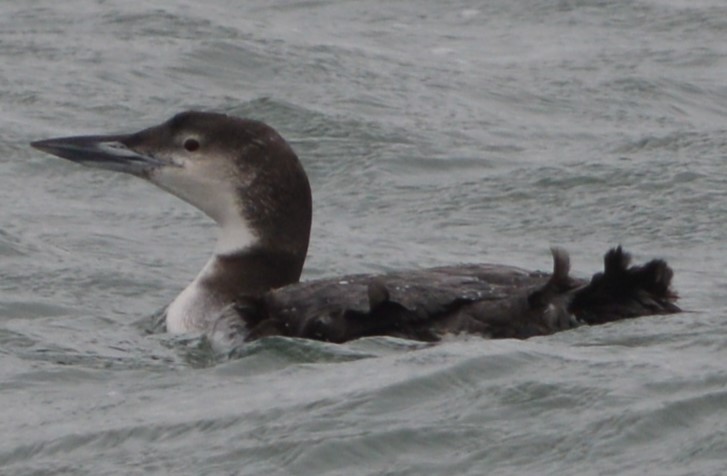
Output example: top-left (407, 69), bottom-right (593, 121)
top-left (165, 258), bottom-right (225, 333)
top-left (166, 281), bottom-right (209, 333)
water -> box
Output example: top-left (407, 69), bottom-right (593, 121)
top-left (1, 0), bottom-right (726, 474)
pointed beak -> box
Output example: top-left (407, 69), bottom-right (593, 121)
top-left (31, 134), bottom-right (173, 176)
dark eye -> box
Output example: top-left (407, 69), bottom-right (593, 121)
top-left (183, 138), bottom-right (200, 152)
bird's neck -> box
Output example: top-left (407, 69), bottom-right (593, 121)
top-left (165, 220), bottom-right (305, 334)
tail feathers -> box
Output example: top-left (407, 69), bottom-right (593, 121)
top-left (569, 246), bottom-right (680, 325)
top-left (528, 247), bottom-right (575, 308)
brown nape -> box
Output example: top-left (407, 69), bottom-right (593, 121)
top-left (230, 118), bottom-right (312, 261)
top-left (238, 147), bottom-right (312, 260)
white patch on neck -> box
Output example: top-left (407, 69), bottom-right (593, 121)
top-left (215, 215), bottom-right (258, 255)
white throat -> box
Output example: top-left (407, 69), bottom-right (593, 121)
top-left (215, 214), bottom-right (258, 255)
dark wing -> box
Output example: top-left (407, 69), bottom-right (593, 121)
top-left (242, 252), bottom-right (575, 342)
top-left (237, 247), bottom-right (679, 343)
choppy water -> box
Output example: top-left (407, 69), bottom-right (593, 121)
top-left (1, 1), bottom-right (726, 475)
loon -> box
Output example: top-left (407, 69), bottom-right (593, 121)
top-left (31, 111), bottom-right (680, 342)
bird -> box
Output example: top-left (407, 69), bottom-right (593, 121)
top-left (31, 111), bottom-right (680, 343)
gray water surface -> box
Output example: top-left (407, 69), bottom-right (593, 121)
top-left (1, 1), bottom-right (726, 475)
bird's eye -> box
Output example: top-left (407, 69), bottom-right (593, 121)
top-left (183, 138), bottom-right (200, 152)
